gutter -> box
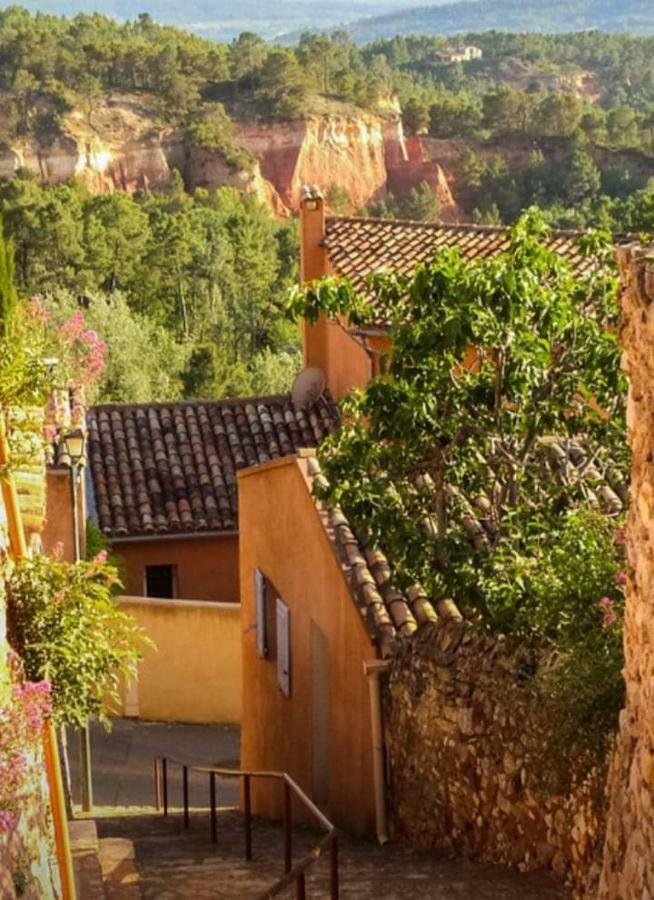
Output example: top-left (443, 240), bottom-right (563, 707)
top-left (364, 658), bottom-right (392, 845)
top-left (108, 529), bottom-right (239, 544)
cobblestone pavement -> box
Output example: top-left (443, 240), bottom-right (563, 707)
top-left (97, 808), bottom-right (570, 900)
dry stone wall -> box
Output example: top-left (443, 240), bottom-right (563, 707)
top-left (599, 245), bottom-right (654, 899)
top-left (385, 621), bottom-right (607, 898)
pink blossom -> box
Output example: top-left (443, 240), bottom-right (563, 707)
top-left (43, 424), bottom-right (57, 442)
top-left (27, 296), bottom-right (49, 323)
top-left (614, 570), bottom-right (628, 585)
top-left (93, 550), bottom-right (108, 564)
top-left (81, 329), bottom-right (99, 345)
top-left (598, 596), bottom-right (614, 611)
top-left (603, 612), bottom-right (618, 627)
top-left (0, 811), bottom-right (14, 833)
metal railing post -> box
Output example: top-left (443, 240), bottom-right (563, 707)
top-left (210, 772), bottom-right (217, 844)
top-left (283, 780), bottom-right (292, 874)
top-left (243, 774), bottom-right (252, 861)
top-left (183, 765), bottom-right (189, 829)
top-left (330, 834), bottom-right (339, 900)
top-left (154, 759), bottom-right (161, 812)
top-left (162, 757), bottom-right (168, 817)
top-left (296, 872), bottom-right (306, 900)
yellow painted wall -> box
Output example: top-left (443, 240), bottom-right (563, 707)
top-left (112, 597), bottom-right (242, 724)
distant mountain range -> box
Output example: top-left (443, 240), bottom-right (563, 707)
top-left (341, 0), bottom-right (654, 43)
top-left (15, 0), bottom-right (451, 40)
top-left (13, 0), bottom-right (654, 42)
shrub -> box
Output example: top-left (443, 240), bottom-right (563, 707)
top-left (6, 552), bottom-right (149, 726)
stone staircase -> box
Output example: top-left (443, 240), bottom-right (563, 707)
top-left (87, 807), bottom-right (570, 900)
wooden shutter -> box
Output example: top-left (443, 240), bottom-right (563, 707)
top-left (276, 598), bottom-right (291, 697)
top-left (255, 569), bottom-right (267, 658)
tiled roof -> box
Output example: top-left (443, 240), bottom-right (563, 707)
top-left (88, 393), bottom-right (338, 538)
top-left (305, 455), bottom-right (462, 658)
top-left (303, 432), bottom-right (627, 657)
top-left (322, 216), bottom-right (599, 303)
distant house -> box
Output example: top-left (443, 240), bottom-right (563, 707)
top-left (436, 45), bottom-right (483, 64)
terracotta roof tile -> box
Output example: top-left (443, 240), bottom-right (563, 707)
top-left (88, 392), bottom-right (338, 538)
top-left (303, 431), bottom-right (627, 657)
top-left (305, 455), bottom-right (457, 658)
top-left (322, 216), bottom-right (600, 318)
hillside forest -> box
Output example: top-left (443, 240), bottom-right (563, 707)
top-left (2, 10), bottom-right (654, 402)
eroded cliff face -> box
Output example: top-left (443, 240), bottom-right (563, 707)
top-left (0, 95), bottom-right (461, 219)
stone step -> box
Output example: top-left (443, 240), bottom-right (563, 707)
top-left (70, 819), bottom-right (106, 900)
top-left (98, 836), bottom-right (141, 899)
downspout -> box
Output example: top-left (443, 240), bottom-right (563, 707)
top-left (364, 658), bottom-right (391, 845)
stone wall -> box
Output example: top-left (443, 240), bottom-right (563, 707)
top-left (385, 621), bottom-right (607, 898)
top-left (599, 245), bottom-right (654, 898)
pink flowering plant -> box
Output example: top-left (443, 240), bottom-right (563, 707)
top-left (1, 293), bottom-right (106, 471)
top-left (6, 553), bottom-right (148, 726)
top-left (0, 653), bottom-right (51, 836)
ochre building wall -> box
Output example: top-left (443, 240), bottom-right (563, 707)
top-left (113, 534), bottom-right (239, 604)
top-left (599, 245), bottom-right (654, 897)
top-left (238, 456), bottom-right (377, 837)
top-left (300, 192), bottom-right (390, 400)
top-left (111, 597), bottom-right (242, 724)
top-left (42, 470), bottom-right (85, 562)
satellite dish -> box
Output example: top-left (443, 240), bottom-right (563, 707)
top-left (292, 367), bottom-right (326, 410)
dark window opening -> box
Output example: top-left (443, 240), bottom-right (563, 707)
top-left (145, 564), bottom-right (177, 599)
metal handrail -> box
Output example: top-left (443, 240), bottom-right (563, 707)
top-left (153, 755), bottom-right (338, 900)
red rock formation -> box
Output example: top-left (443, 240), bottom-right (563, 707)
top-left (0, 99), bottom-right (462, 221)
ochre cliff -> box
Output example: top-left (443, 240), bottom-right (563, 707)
top-left (0, 94), bottom-right (460, 219)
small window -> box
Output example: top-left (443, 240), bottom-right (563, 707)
top-left (145, 564), bottom-right (177, 599)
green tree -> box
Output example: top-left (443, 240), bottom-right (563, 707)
top-left (399, 182), bottom-right (440, 221)
top-left (565, 147), bottom-right (602, 205)
top-left (402, 97), bottom-right (430, 135)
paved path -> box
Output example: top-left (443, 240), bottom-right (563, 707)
top-left (97, 808), bottom-right (569, 900)
top-left (80, 720), bottom-right (569, 899)
top-left (68, 718), bottom-right (240, 809)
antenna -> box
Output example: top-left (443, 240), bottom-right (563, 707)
top-left (292, 367), bottom-right (326, 410)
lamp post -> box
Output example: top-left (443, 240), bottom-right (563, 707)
top-left (62, 427), bottom-right (93, 814)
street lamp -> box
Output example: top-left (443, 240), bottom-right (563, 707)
top-left (62, 426), bottom-right (93, 814)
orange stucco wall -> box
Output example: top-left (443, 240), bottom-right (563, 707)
top-left (239, 456), bottom-right (378, 836)
top-left (113, 534), bottom-right (239, 603)
top-left (42, 470), bottom-right (85, 562)
top-left (300, 194), bottom-right (390, 400)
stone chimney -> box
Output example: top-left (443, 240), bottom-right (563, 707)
top-left (600, 243), bottom-right (654, 898)
top-left (299, 185), bottom-right (330, 373)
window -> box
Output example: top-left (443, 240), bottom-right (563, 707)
top-left (253, 569), bottom-right (291, 695)
top-left (145, 564), bottom-right (177, 599)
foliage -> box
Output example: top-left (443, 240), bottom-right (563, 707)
top-left (44, 292), bottom-right (186, 405)
top-left (6, 551), bottom-right (148, 727)
top-left (0, 178), bottom-right (300, 405)
top-left (0, 654), bottom-right (51, 836)
top-left (290, 210), bottom-right (626, 760)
